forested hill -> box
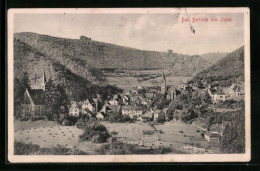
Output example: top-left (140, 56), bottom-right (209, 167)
top-left (200, 52), bottom-right (228, 64)
top-left (14, 32), bottom-right (210, 77)
top-left (191, 46), bottom-right (244, 87)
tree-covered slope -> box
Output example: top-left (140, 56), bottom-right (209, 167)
top-left (192, 46), bottom-right (244, 87)
top-left (14, 32), bottom-right (210, 76)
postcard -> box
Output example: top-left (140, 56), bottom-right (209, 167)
top-left (8, 8), bottom-right (250, 163)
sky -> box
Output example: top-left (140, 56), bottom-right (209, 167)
top-left (14, 12), bottom-right (244, 55)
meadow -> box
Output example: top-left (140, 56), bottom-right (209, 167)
top-left (14, 120), bottom-right (210, 155)
top-left (106, 69), bottom-right (192, 91)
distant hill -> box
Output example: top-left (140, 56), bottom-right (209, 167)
top-left (200, 52), bottom-right (228, 64)
top-left (192, 46), bottom-right (244, 87)
top-left (14, 32), bottom-right (210, 77)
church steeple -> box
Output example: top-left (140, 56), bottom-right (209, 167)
top-left (40, 70), bottom-right (46, 91)
top-left (161, 71), bottom-right (166, 95)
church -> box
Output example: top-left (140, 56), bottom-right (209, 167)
top-left (161, 71), bottom-right (179, 100)
top-left (22, 71), bottom-right (47, 118)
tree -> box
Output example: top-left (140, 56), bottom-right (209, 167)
top-left (45, 79), bottom-right (69, 119)
top-left (220, 114), bottom-right (245, 153)
top-left (14, 77), bottom-right (24, 117)
top-left (79, 119), bottom-right (111, 143)
top-left (20, 72), bottom-right (30, 91)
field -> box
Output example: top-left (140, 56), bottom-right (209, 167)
top-left (14, 120), bottom-right (211, 154)
top-left (155, 122), bottom-right (209, 148)
top-left (106, 70), bottom-right (192, 91)
top-left (14, 120), bottom-right (100, 154)
top-left (102, 121), bottom-right (211, 153)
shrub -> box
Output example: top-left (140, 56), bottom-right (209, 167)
top-left (14, 142), bottom-right (87, 155)
top-left (20, 117), bottom-right (30, 121)
top-left (79, 120), bottom-right (111, 143)
top-left (64, 115), bottom-right (79, 126)
top-left (95, 140), bottom-right (136, 155)
top-left (159, 130), bottom-right (164, 134)
top-left (143, 130), bottom-right (154, 135)
top-left (31, 116), bottom-right (46, 122)
top-left (111, 131), bottom-right (118, 136)
top-left (153, 147), bottom-right (172, 154)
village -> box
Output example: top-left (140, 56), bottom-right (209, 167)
top-left (16, 69), bottom-right (244, 154)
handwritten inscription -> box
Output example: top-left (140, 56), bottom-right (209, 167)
top-left (181, 17), bottom-right (232, 23)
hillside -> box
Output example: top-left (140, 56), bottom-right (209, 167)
top-left (192, 46), bottom-right (244, 87)
top-left (13, 38), bottom-right (105, 100)
top-left (200, 52), bottom-right (228, 64)
top-left (14, 32), bottom-right (210, 77)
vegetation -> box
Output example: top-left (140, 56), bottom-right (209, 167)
top-left (108, 113), bottom-right (135, 123)
top-left (14, 141), bottom-right (87, 155)
top-left (192, 46), bottom-right (244, 87)
top-left (14, 32), bottom-right (210, 77)
top-left (95, 140), bottom-right (136, 155)
top-left (220, 112), bottom-right (245, 153)
top-left (45, 79), bottom-right (70, 118)
top-left (79, 119), bottom-right (111, 143)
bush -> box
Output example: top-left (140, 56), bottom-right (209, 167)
top-left (109, 114), bottom-right (135, 123)
top-left (111, 131), bottom-right (118, 136)
top-left (95, 140), bottom-right (136, 155)
top-left (31, 116), bottom-right (46, 122)
top-left (159, 130), bottom-right (164, 134)
top-left (20, 117), bottom-right (30, 121)
top-left (62, 115), bottom-right (78, 126)
top-left (143, 130), bottom-right (154, 135)
top-left (14, 142), bottom-right (87, 155)
top-left (79, 120), bottom-right (111, 143)
top-left (153, 147), bottom-right (172, 154)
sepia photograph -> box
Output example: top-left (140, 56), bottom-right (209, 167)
top-left (8, 8), bottom-right (250, 163)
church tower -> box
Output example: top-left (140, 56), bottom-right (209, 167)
top-left (40, 70), bottom-right (46, 91)
top-left (161, 71), bottom-right (166, 95)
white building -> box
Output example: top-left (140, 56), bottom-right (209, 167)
top-left (82, 99), bottom-right (95, 114)
top-left (122, 105), bottom-right (143, 118)
top-left (229, 84), bottom-right (241, 97)
top-left (69, 102), bottom-right (80, 117)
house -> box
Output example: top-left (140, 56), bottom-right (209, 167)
top-left (209, 124), bottom-right (223, 134)
top-left (142, 109), bottom-right (154, 120)
top-left (162, 108), bottom-right (170, 120)
top-left (141, 98), bottom-right (150, 106)
top-left (113, 94), bottom-right (121, 100)
top-left (122, 95), bottom-right (130, 104)
top-left (22, 71), bottom-right (47, 118)
top-left (211, 89), bottom-right (226, 102)
top-left (229, 84), bottom-right (241, 97)
top-left (137, 86), bottom-right (143, 90)
top-left (178, 83), bottom-right (187, 90)
top-left (82, 99), bottom-right (96, 114)
top-left (69, 102), bottom-right (80, 117)
top-left (101, 104), bottom-right (121, 114)
top-left (145, 93), bottom-right (154, 99)
top-left (122, 105), bottom-right (143, 118)
top-left (153, 110), bottom-right (165, 122)
top-left (173, 109), bottom-right (182, 121)
top-left (96, 112), bottom-right (105, 120)
top-left (204, 132), bottom-right (221, 142)
top-left (204, 121), bottom-right (232, 142)
top-left (148, 88), bottom-right (158, 93)
top-left (130, 94), bottom-right (144, 102)
top-left (108, 99), bottom-right (119, 106)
